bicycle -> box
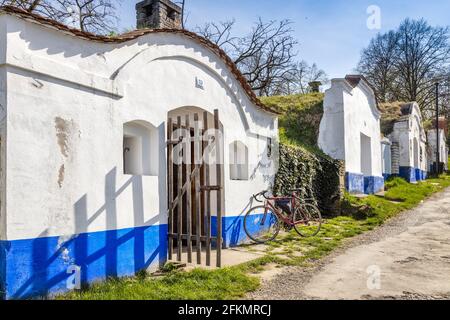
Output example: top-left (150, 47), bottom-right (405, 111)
top-left (243, 189), bottom-right (322, 243)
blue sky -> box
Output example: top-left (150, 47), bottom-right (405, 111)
top-left (118, 0), bottom-right (450, 79)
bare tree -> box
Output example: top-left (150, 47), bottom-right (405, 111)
top-left (196, 18), bottom-right (299, 96)
top-left (0, 0), bottom-right (67, 23)
top-left (0, 0), bottom-right (40, 11)
top-left (307, 63), bottom-right (327, 88)
top-left (437, 72), bottom-right (450, 128)
top-left (395, 19), bottom-right (450, 112)
top-left (358, 31), bottom-right (399, 102)
top-left (68, 0), bottom-right (122, 34)
top-left (270, 61), bottom-right (328, 95)
top-left (358, 18), bottom-right (450, 114)
top-left (1, 0), bottom-right (121, 34)
top-left (269, 60), bottom-right (309, 95)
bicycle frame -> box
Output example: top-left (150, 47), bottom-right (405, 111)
top-left (260, 193), bottom-right (307, 227)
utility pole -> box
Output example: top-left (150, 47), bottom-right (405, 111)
top-left (435, 82), bottom-right (441, 175)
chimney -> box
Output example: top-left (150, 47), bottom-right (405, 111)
top-left (309, 81), bottom-right (322, 93)
top-left (136, 0), bottom-right (182, 30)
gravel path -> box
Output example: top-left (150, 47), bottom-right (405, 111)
top-left (247, 187), bottom-right (450, 300)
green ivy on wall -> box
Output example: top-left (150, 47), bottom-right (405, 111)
top-left (262, 93), bottom-right (344, 216)
top-left (273, 143), bottom-right (344, 217)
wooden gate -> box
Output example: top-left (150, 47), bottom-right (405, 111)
top-left (167, 109), bottom-right (223, 267)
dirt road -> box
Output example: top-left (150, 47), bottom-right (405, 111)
top-left (248, 187), bottom-right (450, 300)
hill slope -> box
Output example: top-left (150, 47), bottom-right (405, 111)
top-left (262, 93), bottom-right (343, 215)
top-left (261, 93), bottom-right (324, 151)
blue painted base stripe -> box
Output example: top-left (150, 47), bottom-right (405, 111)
top-left (399, 167), bottom-right (428, 182)
top-left (213, 213), bottom-right (277, 248)
top-left (345, 172), bottom-right (384, 194)
top-left (364, 176), bottom-right (385, 194)
top-left (0, 224), bottom-right (167, 300)
top-left (0, 241), bottom-right (5, 298)
top-left (1, 214), bottom-right (274, 299)
top-left (345, 172), bottom-right (364, 194)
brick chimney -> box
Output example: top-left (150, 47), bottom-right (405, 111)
top-left (136, 0), bottom-right (182, 29)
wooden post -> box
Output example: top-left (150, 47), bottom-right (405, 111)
top-left (176, 117), bottom-right (183, 261)
top-left (185, 115), bottom-right (193, 263)
top-left (214, 109), bottom-right (222, 268)
top-left (203, 111), bottom-right (212, 266)
top-left (167, 118), bottom-right (174, 260)
top-left (194, 113), bottom-right (202, 264)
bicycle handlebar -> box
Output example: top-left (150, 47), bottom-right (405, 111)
top-left (253, 190), bottom-right (269, 203)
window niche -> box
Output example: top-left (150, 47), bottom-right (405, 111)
top-left (123, 121), bottom-right (158, 176)
top-left (229, 141), bottom-right (249, 181)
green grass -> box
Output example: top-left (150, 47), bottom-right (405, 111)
top-left (242, 175), bottom-right (450, 268)
top-left (261, 93), bottom-right (324, 151)
top-left (58, 175), bottom-right (450, 300)
top-left (58, 267), bottom-right (259, 300)
top-left (347, 175), bottom-right (450, 226)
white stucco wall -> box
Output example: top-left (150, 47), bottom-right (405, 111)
top-left (0, 66), bottom-right (6, 241)
top-left (319, 78), bottom-right (382, 178)
top-left (388, 103), bottom-right (427, 172)
top-left (0, 14), bottom-right (278, 241)
top-left (0, 15), bottom-right (7, 241)
top-left (318, 79), bottom-right (345, 161)
top-left (381, 138), bottom-right (392, 175)
top-left (427, 129), bottom-right (448, 170)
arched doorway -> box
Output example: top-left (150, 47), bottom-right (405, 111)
top-left (166, 107), bottom-right (224, 267)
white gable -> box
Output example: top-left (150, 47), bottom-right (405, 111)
top-left (319, 77), bottom-right (382, 178)
top-left (388, 102), bottom-right (427, 172)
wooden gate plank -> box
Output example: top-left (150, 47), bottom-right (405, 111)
top-left (214, 110), bottom-right (223, 268)
top-left (203, 111), bottom-right (212, 266)
top-left (167, 118), bottom-right (174, 260)
top-left (194, 113), bottom-right (202, 264)
top-left (185, 115), bottom-right (193, 263)
top-left (176, 116), bottom-right (183, 261)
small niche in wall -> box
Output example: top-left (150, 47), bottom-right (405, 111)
top-left (360, 133), bottom-right (372, 176)
top-left (123, 121), bottom-right (158, 176)
top-left (229, 140), bottom-right (249, 181)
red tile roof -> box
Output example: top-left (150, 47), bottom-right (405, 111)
top-left (0, 5), bottom-right (280, 115)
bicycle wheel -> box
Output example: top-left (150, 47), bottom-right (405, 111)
top-left (243, 206), bottom-right (280, 243)
top-left (293, 203), bottom-right (322, 237)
